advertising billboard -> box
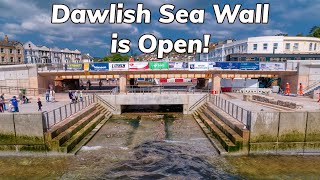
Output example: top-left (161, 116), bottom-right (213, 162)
top-left (109, 63), bottom-right (129, 71)
top-left (149, 62), bottom-right (169, 70)
top-left (259, 62), bottom-right (285, 71)
top-left (208, 62), bottom-right (259, 70)
top-left (83, 63), bottom-right (90, 71)
top-left (169, 62), bottom-right (188, 70)
top-left (65, 64), bottom-right (83, 71)
top-left (89, 63), bottom-right (109, 71)
top-left (239, 62), bottom-right (260, 70)
top-left (129, 62), bottom-right (149, 70)
top-left (189, 62), bottom-right (208, 71)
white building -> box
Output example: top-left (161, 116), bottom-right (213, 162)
top-left (197, 36), bottom-right (320, 62)
top-left (81, 54), bottom-right (94, 63)
top-left (23, 41), bottom-right (82, 64)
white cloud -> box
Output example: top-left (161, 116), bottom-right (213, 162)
top-left (143, 30), bottom-right (162, 38)
top-left (261, 29), bottom-right (286, 36)
top-left (155, 21), bottom-right (189, 31)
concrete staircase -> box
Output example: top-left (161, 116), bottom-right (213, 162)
top-left (45, 103), bottom-right (112, 154)
top-left (303, 81), bottom-right (320, 96)
top-left (193, 102), bottom-right (249, 155)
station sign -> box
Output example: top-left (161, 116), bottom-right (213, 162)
top-left (65, 64), bottom-right (83, 71)
top-left (89, 63), bottom-right (109, 71)
top-left (109, 63), bottom-right (129, 71)
top-left (149, 62), bottom-right (169, 70)
top-left (259, 62), bottom-right (285, 71)
top-left (169, 62), bottom-right (188, 70)
top-left (189, 62), bottom-right (208, 71)
top-left (129, 62), bottom-right (149, 70)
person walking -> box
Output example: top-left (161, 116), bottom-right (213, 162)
top-left (0, 99), bottom-right (4, 113)
top-left (74, 91), bottom-right (79, 103)
top-left (10, 96), bottom-right (19, 112)
top-left (284, 83), bottom-right (290, 96)
top-left (68, 90), bottom-right (73, 103)
top-left (299, 83), bottom-right (303, 96)
top-left (0, 93), bottom-right (5, 111)
top-left (99, 80), bottom-right (103, 90)
top-left (79, 91), bottom-right (83, 102)
top-left (37, 98), bottom-right (43, 111)
top-left (45, 89), bottom-right (50, 102)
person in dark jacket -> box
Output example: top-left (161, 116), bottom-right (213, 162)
top-left (37, 98), bottom-right (42, 111)
top-left (68, 90), bottom-right (73, 103)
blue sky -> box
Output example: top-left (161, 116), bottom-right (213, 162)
top-left (0, 0), bottom-right (319, 57)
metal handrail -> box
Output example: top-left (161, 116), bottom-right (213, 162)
top-left (189, 94), bottom-right (209, 111)
top-left (125, 85), bottom-right (209, 94)
top-left (210, 95), bottom-right (251, 129)
top-left (94, 94), bottom-right (116, 111)
top-left (42, 95), bottom-right (94, 131)
top-left (303, 81), bottom-right (320, 92)
top-left (0, 86), bottom-right (46, 96)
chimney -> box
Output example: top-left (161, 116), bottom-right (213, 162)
top-left (4, 35), bottom-right (8, 42)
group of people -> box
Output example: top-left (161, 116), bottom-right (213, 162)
top-left (45, 89), bottom-right (56, 103)
top-left (68, 90), bottom-right (83, 103)
top-left (0, 94), bottom-right (19, 113)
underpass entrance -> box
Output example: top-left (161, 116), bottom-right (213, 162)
top-left (121, 105), bottom-right (183, 113)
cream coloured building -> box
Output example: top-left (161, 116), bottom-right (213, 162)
top-left (23, 41), bottom-right (82, 64)
top-left (197, 36), bottom-right (320, 62)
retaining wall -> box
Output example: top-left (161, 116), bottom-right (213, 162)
top-left (249, 111), bottom-right (320, 155)
top-left (0, 113), bottom-right (46, 152)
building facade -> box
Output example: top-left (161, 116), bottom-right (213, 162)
top-left (0, 35), bottom-right (24, 65)
top-left (81, 54), bottom-right (94, 63)
top-left (196, 36), bottom-right (320, 62)
top-left (23, 41), bottom-right (81, 64)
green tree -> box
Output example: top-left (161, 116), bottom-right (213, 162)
top-left (309, 26), bottom-right (320, 38)
top-left (102, 53), bottom-right (130, 62)
top-left (296, 33), bottom-right (304, 37)
top-left (275, 33), bottom-right (288, 36)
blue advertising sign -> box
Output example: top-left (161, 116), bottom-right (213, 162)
top-left (89, 63), bottom-right (109, 71)
top-left (209, 62), bottom-right (259, 70)
top-left (219, 62), bottom-right (241, 70)
top-left (239, 62), bottom-right (260, 70)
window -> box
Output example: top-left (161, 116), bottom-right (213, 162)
top-left (309, 43), bottom-right (313, 51)
top-left (0, 48), bottom-right (3, 53)
top-left (273, 43), bottom-right (278, 50)
top-left (10, 57), bottom-right (13, 62)
top-left (9, 49), bottom-right (13, 54)
top-left (1, 57), bottom-right (4, 61)
top-left (294, 43), bottom-right (299, 50)
top-left (18, 57), bottom-right (21, 62)
top-left (17, 49), bottom-right (21, 54)
top-left (253, 44), bottom-right (258, 51)
top-left (263, 43), bottom-right (268, 50)
top-left (315, 43), bottom-right (317, 51)
top-left (285, 43), bottom-right (290, 50)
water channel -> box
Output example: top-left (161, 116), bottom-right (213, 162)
top-left (1, 113), bottom-right (320, 179)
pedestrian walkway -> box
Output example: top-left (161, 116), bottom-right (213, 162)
top-left (1, 93), bottom-right (72, 113)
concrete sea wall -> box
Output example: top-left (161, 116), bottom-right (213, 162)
top-left (100, 94), bottom-right (208, 114)
top-left (0, 113), bottom-right (46, 152)
top-left (249, 111), bottom-right (320, 155)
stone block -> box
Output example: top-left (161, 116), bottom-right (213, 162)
top-left (250, 112), bottom-right (280, 143)
top-left (278, 112), bottom-right (307, 142)
top-left (249, 142), bottom-right (277, 155)
top-left (0, 114), bottom-right (15, 145)
top-left (14, 113), bottom-right (45, 144)
top-left (306, 112), bottom-right (320, 142)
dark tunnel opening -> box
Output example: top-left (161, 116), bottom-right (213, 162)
top-left (121, 105), bottom-right (183, 113)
